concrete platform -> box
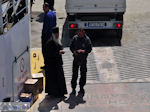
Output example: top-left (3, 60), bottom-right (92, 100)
top-left (29, 48), bottom-right (150, 112)
top-left (30, 83), bottom-right (150, 112)
top-left (30, 0), bottom-right (150, 112)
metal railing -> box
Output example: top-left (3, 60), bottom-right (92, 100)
top-left (0, 0), bottom-right (29, 34)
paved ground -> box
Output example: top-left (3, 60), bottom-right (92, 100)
top-left (30, 0), bottom-right (150, 111)
top-left (30, 83), bottom-right (150, 112)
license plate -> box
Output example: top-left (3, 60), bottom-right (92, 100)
top-left (88, 22), bottom-right (104, 27)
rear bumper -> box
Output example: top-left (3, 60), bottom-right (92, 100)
top-left (68, 20), bottom-right (123, 30)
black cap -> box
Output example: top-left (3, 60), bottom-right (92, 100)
top-left (52, 27), bottom-right (59, 34)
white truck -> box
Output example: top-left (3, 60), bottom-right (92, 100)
top-left (66, 0), bottom-right (126, 39)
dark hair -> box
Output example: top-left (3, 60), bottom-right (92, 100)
top-left (43, 2), bottom-right (49, 9)
top-left (78, 28), bottom-right (85, 33)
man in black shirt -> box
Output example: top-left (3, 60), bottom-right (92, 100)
top-left (70, 29), bottom-right (92, 96)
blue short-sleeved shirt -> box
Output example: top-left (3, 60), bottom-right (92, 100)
top-left (42, 10), bottom-right (56, 35)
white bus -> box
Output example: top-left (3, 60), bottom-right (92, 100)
top-left (0, 0), bottom-right (31, 102)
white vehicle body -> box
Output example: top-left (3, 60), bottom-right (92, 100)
top-left (66, 0), bottom-right (126, 14)
top-left (66, 0), bottom-right (126, 36)
top-left (0, 0), bottom-right (31, 102)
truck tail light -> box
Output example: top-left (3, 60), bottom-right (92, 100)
top-left (70, 24), bottom-right (78, 28)
top-left (115, 23), bottom-right (122, 28)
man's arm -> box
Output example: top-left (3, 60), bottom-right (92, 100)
top-left (85, 37), bottom-right (92, 54)
top-left (70, 37), bottom-right (78, 56)
top-left (70, 37), bottom-right (76, 53)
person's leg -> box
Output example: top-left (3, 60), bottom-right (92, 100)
top-left (49, 0), bottom-right (54, 10)
top-left (52, 0), bottom-right (54, 8)
top-left (41, 37), bottom-right (46, 68)
top-left (56, 65), bottom-right (68, 97)
top-left (45, 65), bottom-right (51, 94)
top-left (79, 60), bottom-right (87, 95)
top-left (71, 59), bottom-right (79, 94)
top-left (30, 0), bottom-right (33, 20)
top-left (41, 33), bottom-right (52, 69)
top-left (30, 0), bottom-right (33, 7)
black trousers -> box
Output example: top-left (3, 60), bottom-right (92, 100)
top-left (71, 59), bottom-right (87, 89)
top-left (42, 44), bottom-right (46, 65)
top-left (41, 33), bottom-right (52, 65)
top-left (44, 0), bottom-right (54, 10)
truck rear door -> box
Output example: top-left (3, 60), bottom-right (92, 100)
top-left (66, 0), bottom-right (126, 13)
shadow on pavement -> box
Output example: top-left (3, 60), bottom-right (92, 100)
top-left (31, 11), bottom-right (44, 23)
top-left (36, 13), bottom-right (44, 23)
top-left (38, 95), bottom-right (63, 112)
top-left (64, 93), bottom-right (86, 109)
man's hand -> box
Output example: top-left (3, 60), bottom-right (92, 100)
top-left (59, 50), bottom-right (65, 54)
top-left (80, 50), bottom-right (85, 54)
top-left (73, 51), bottom-right (78, 56)
top-left (77, 49), bottom-right (85, 54)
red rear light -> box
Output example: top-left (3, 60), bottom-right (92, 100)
top-left (70, 24), bottom-right (78, 28)
top-left (117, 24), bottom-right (121, 28)
top-left (115, 23), bottom-right (122, 28)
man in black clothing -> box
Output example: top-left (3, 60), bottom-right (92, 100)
top-left (45, 27), bottom-right (67, 97)
top-left (70, 29), bottom-right (92, 96)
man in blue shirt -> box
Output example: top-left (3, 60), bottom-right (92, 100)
top-left (42, 3), bottom-right (56, 68)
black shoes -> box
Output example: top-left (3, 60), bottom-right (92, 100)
top-left (70, 89), bottom-right (76, 95)
top-left (71, 88), bottom-right (85, 96)
top-left (78, 88), bottom-right (85, 96)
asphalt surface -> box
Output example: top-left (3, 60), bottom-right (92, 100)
top-left (30, 0), bottom-right (150, 111)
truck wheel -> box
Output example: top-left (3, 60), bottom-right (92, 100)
top-left (116, 29), bottom-right (122, 41)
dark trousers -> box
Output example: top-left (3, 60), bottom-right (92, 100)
top-left (71, 59), bottom-right (87, 89)
top-left (41, 33), bottom-right (52, 65)
top-left (42, 44), bottom-right (46, 65)
top-left (44, 0), bottom-right (54, 10)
